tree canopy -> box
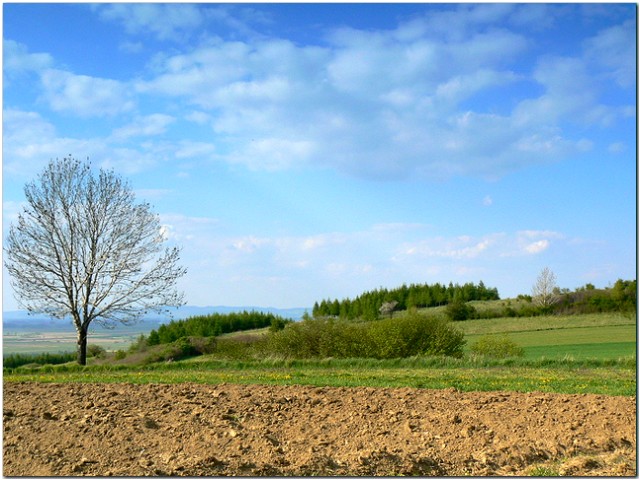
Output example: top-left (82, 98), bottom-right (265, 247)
top-left (4, 157), bottom-right (186, 364)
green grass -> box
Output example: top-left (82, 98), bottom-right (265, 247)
top-left (4, 355), bottom-right (635, 396)
top-left (523, 342), bottom-right (636, 360)
top-left (462, 312), bottom-right (636, 360)
top-left (455, 312), bottom-right (635, 336)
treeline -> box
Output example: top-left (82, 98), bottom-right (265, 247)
top-left (445, 278), bottom-right (637, 321)
top-left (553, 279), bottom-right (636, 315)
top-left (146, 310), bottom-right (292, 346)
top-left (312, 281), bottom-right (499, 320)
top-left (3, 351), bottom-right (77, 369)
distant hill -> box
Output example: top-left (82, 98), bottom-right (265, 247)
top-left (3, 305), bottom-right (309, 331)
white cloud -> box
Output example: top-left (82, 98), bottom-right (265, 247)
top-left (524, 240), bottom-right (550, 255)
top-left (5, 4), bottom-right (633, 186)
top-left (396, 234), bottom-right (502, 260)
top-left (184, 111), bottom-right (212, 124)
top-left (2, 109), bottom-right (95, 176)
top-left (584, 18), bottom-right (636, 89)
top-left (3, 109), bottom-right (194, 178)
top-left (40, 69), bottom-right (135, 117)
top-left (229, 138), bottom-right (316, 171)
top-left (512, 230), bottom-right (563, 256)
top-left (111, 114), bottom-right (175, 140)
top-left (523, 239), bottom-right (550, 254)
top-left (3, 39), bottom-right (53, 75)
top-left (129, 5), bottom-right (625, 181)
top-left (94, 4), bottom-right (205, 41)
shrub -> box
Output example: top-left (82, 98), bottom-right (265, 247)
top-left (470, 335), bottom-right (525, 359)
top-left (262, 311), bottom-right (466, 359)
top-left (128, 334), bottom-right (149, 353)
top-left (189, 336), bottom-right (217, 355)
top-left (142, 336), bottom-right (217, 364)
top-left (143, 337), bottom-right (195, 364)
top-left (87, 344), bottom-right (106, 358)
top-left (445, 301), bottom-right (476, 321)
top-left (213, 336), bottom-right (262, 359)
top-left (269, 317), bottom-right (291, 332)
top-left (114, 350), bottom-right (127, 360)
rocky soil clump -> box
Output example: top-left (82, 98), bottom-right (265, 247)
top-left (3, 382), bottom-right (636, 476)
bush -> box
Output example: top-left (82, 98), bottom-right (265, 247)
top-left (445, 301), bottom-right (477, 321)
top-left (470, 335), bottom-right (525, 359)
top-left (114, 350), bottom-right (127, 360)
top-left (128, 334), bottom-right (149, 353)
top-left (142, 336), bottom-right (217, 364)
top-left (189, 336), bottom-right (217, 355)
top-left (263, 311), bottom-right (466, 359)
top-left (269, 317), bottom-right (291, 332)
top-left (87, 344), bottom-right (106, 358)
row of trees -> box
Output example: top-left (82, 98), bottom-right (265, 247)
top-left (552, 279), bottom-right (636, 314)
top-left (312, 281), bottom-right (500, 320)
top-left (145, 311), bottom-right (291, 346)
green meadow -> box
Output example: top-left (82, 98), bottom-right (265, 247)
top-left (459, 312), bottom-right (636, 360)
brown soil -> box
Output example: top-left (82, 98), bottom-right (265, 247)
top-left (3, 382), bottom-right (636, 476)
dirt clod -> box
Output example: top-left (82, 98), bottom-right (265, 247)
top-left (3, 382), bottom-right (636, 476)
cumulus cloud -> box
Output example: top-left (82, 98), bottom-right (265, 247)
top-left (2, 109), bottom-right (95, 176)
top-left (127, 4), bottom-right (631, 181)
top-left (523, 239), bottom-right (550, 254)
top-left (2, 109), bottom-right (206, 178)
top-left (40, 69), bottom-right (135, 117)
top-left (111, 114), bottom-right (176, 140)
top-left (5, 4), bottom-right (634, 183)
top-left (93, 4), bottom-right (205, 41)
top-left (584, 18), bottom-right (636, 88)
top-left (3, 40), bottom-right (53, 76)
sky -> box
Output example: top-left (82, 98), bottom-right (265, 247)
top-left (2, 3), bottom-right (637, 311)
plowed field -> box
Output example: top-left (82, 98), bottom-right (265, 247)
top-left (3, 382), bottom-right (636, 476)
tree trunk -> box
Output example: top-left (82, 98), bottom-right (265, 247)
top-left (77, 327), bottom-right (88, 365)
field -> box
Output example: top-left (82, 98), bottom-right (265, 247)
top-left (3, 322), bottom-right (156, 355)
top-left (3, 310), bottom-right (637, 476)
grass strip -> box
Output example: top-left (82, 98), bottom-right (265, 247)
top-left (4, 360), bottom-right (635, 396)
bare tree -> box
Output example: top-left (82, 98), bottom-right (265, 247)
top-left (532, 267), bottom-right (558, 309)
top-left (4, 157), bottom-right (187, 364)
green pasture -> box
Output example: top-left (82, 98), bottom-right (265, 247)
top-left (460, 313), bottom-right (636, 360)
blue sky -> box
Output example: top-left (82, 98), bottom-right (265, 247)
top-left (3, 3), bottom-right (636, 310)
